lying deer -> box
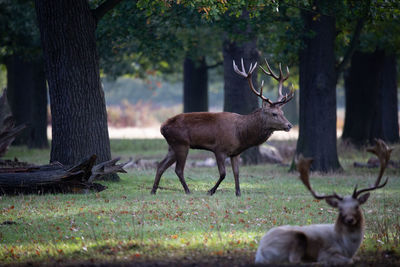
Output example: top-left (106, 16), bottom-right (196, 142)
top-left (255, 139), bottom-right (392, 265)
top-left (151, 59), bottom-right (294, 196)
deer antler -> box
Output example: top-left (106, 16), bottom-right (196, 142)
top-left (233, 58), bottom-right (274, 105)
top-left (259, 59), bottom-right (294, 106)
top-left (296, 155), bottom-right (342, 200)
top-left (233, 58), bottom-right (294, 107)
top-left (352, 139), bottom-right (392, 198)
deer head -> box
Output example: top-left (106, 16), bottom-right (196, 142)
top-left (233, 58), bottom-right (294, 132)
top-left (296, 139), bottom-right (392, 227)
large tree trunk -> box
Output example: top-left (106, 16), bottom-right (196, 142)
top-left (371, 52), bottom-right (399, 143)
top-left (342, 50), bottom-right (383, 145)
top-left (223, 38), bottom-right (261, 164)
top-left (5, 54), bottom-right (48, 148)
top-left (31, 57), bottom-right (48, 148)
top-left (295, 9), bottom-right (341, 172)
top-left (183, 56), bottom-right (208, 113)
top-left (35, 0), bottom-right (118, 180)
top-left (343, 50), bottom-right (399, 145)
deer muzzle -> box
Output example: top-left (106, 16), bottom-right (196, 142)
top-left (284, 123), bottom-right (293, 132)
top-left (343, 215), bottom-right (358, 226)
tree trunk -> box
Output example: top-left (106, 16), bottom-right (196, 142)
top-left (31, 57), bottom-right (49, 148)
top-left (295, 9), bottom-right (341, 172)
top-left (223, 38), bottom-right (261, 164)
top-left (342, 50), bottom-right (383, 146)
top-left (343, 50), bottom-right (399, 145)
top-left (371, 52), bottom-right (399, 143)
top-left (34, 0), bottom-right (118, 180)
top-left (183, 56), bottom-right (208, 113)
top-left (5, 54), bottom-right (48, 148)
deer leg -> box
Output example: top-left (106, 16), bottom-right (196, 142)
top-left (318, 251), bottom-right (353, 265)
top-left (151, 147), bottom-right (176, 194)
top-left (174, 145), bottom-right (191, 194)
top-left (207, 153), bottom-right (226, 195)
top-left (231, 155), bottom-right (241, 196)
top-left (288, 232), bottom-right (307, 263)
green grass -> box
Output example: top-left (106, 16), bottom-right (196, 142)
top-left (0, 140), bottom-right (399, 266)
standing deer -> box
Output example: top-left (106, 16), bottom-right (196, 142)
top-left (255, 139), bottom-right (392, 265)
top-left (151, 58), bottom-right (294, 196)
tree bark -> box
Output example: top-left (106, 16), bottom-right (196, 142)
top-left (0, 155), bottom-right (126, 195)
top-left (223, 38), bottom-right (261, 164)
top-left (295, 9), bottom-right (341, 172)
top-left (371, 52), bottom-right (399, 143)
top-left (31, 57), bottom-right (48, 148)
top-left (342, 50), bottom-right (382, 145)
top-left (343, 50), bottom-right (399, 145)
top-left (34, 0), bottom-right (118, 180)
top-left (183, 56), bottom-right (208, 113)
top-left (5, 54), bottom-right (48, 148)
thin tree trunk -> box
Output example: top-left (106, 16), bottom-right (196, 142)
top-left (5, 54), bottom-right (48, 148)
top-left (35, 0), bottom-right (118, 180)
top-left (295, 9), bottom-right (341, 172)
top-left (183, 56), bottom-right (208, 113)
top-left (223, 38), bottom-right (261, 164)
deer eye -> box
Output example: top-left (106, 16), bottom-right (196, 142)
top-left (272, 113), bottom-right (278, 117)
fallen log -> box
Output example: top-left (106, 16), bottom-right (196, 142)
top-left (353, 157), bottom-right (399, 169)
top-left (0, 155), bottom-right (127, 195)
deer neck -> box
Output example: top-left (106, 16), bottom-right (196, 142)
top-left (333, 213), bottom-right (365, 257)
top-left (236, 109), bottom-right (274, 146)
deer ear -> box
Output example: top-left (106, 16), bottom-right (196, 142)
top-left (325, 197), bottom-right (339, 208)
top-left (357, 193), bottom-right (370, 205)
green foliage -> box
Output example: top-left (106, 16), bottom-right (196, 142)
top-left (360, 1), bottom-right (400, 53)
top-left (97, 1), bottom-right (224, 78)
top-left (0, 0), bottom-right (41, 59)
top-left (1, 140), bottom-right (399, 265)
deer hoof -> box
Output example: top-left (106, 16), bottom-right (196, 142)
top-left (185, 190), bottom-right (191, 194)
top-left (150, 189), bottom-right (157, 195)
top-left (235, 191), bottom-right (241, 197)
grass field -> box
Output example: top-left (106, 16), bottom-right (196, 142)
top-left (1, 139), bottom-right (400, 266)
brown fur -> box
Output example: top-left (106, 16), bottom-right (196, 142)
top-left (151, 106), bottom-right (292, 196)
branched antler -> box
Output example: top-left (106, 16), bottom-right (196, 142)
top-left (233, 58), bottom-right (272, 104)
top-left (296, 155), bottom-right (342, 200)
top-left (352, 139), bottom-right (392, 198)
top-left (233, 58), bottom-right (294, 107)
top-left (259, 59), bottom-right (294, 106)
